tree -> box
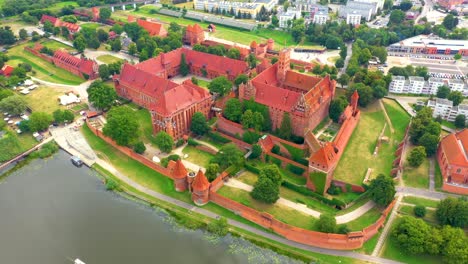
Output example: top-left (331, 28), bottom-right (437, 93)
top-left (448, 91), bottom-right (463, 106)
top-left (251, 176), bottom-right (280, 203)
top-left (368, 174), bottom-right (395, 206)
top-left (97, 29), bottom-right (109, 43)
top-left (389, 10), bottom-right (405, 24)
top-left (98, 64), bottom-right (110, 80)
top-left (335, 58), bottom-right (344, 69)
top-left (271, 15), bottom-right (279, 27)
top-left (103, 106), bottom-right (140, 146)
top-left (154, 131), bottom-right (174, 153)
top-left (227, 48), bottom-right (240, 60)
top-left (0, 27), bottom-right (16, 45)
top-left (73, 36), bottom-right (86, 53)
top-left (241, 109), bottom-right (254, 129)
top-left (190, 112), bottom-right (209, 135)
top-left (53, 109), bottom-right (65, 123)
top-left (316, 214), bottom-right (337, 233)
top-left (407, 146), bottom-right (426, 167)
top-left (179, 53), bottom-right (189, 76)
top-left (62, 110), bottom-right (74, 122)
top-left (205, 163), bottom-right (220, 182)
top-left (234, 74), bottom-right (248, 88)
top-left (392, 216), bottom-right (434, 254)
top-left (0, 89), bottom-right (14, 101)
top-left (128, 43), bottom-right (137, 56)
top-left (246, 53), bottom-right (257, 69)
top-left (253, 111), bottom-right (264, 132)
top-left (28, 112), bottom-right (53, 132)
top-left (454, 54), bottom-right (462, 60)
top-left (207, 217), bottom-right (228, 236)
top-left (110, 39), bottom-right (121, 52)
top-left (278, 112), bottom-right (292, 140)
top-left (213, 143), bottom-right (244, 168)
top-left (443, 14), bottom-right (458, 30)
top-left (87, 81), bottom-right (117, 110)
top-left (414, 205), bottom-right (426, 218)
top-left (418, 133), bottom-right (439, 156)
top-left (329, 96), bottom-right (348, 123)
top-left (208, 76), bottom-right (232, 96)
top-left (0, 95), bottom-right (28, 115)
top-left (99, 7), bottom-right (112, 21)
top-left (19, 28), bottom-right (28, 40)
top-left (43, 20), bottom-right (54, 33)
top-left (399, 0), bottom-right (413, 11)
top-left (169, 22), bottom-right (181, 33)
top-left (436, 197), bottom-right (467, 228)
top-left (133, 141), bottom-right (146, 154)
top-left (454, 114), bottom-right (465, 128)
top-left (259, 164), bottom-right (282, 185)
top-left (436, 85), bottom-right (451, 99)
top-left (440, 225), bottom-right (468, 264)
top-left (348, 84), bottom-right (373, 107)
top-left (337, 74), bottom-right (350, 88)
top-left (250, 144), bottom-right (262, 159)
top-left (223, 98), bottom-right (242, 122)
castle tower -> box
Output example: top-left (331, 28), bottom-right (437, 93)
top-left (277, 48), bottom-right (291, 84)
top-left (172, 159), bottom-right (188, 192)
top-left (351, 90), bottom-right (359, 114)
top-left (267, 39), bottom-right (274, 51)
top-left (164, 117), bottom-right (175, 138)
top-left (191, 169), bottom-right (210, 206)
top-left (238, 81), bottom-right (256, 101)
top-left (187, 171), bottom-right (196, 192)
top-left (250, 40), bottom-right (258, 52)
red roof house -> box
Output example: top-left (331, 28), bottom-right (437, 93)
top-left (40, 15), bottom-right (80, 33)
top-left (53, 50), bottom-right (98, 79)
top-left (0, 65), bottom-right (14, 77)
top-left (184, 24), bottom-right (205, 45)
top-left (130, 17), bottom-right (167, 37)
top-left (437, 129), bottom-right (468, 194)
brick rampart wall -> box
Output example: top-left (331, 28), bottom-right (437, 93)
top-left (266, 151), bottom-right (308, 176)
top-left (442, 184), bottom-right (468, 195)
top-left (86, 121), bottom-right (173, 178)
top-left (331, 179), bottom-right (366, 193)
top-left (24, 47), bottom-right (54, 63)
top-left (216, 114), bottom-right (246, 137)
top-left (195, 144), bottom-right (217, 155)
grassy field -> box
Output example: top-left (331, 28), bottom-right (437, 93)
top-left (6, 43), bottom-right (84, 85)
top-left (402, 146), bottom-right (429, 189)
top-left (382, 99), bottom-right (411, 141)
top-left (47, 1), bottom-right (78, 11)
top-left (218, 185), bottom-right (317, 230)
top-left (97, 55), bottom-right (123, 64)
top-left (0, 20), bottom-right (30, 34)
top-left (434, 161), bottom-right (443, 190)
top-left (345, 207), bottom-right (382, 231)
top-left (247, 160), bottom-right (307, 185)
top-left (359, 230), bottom-right (380, 254)
top-left (22, 86), bottom-right (66, 114)
top-left (0, 129), bottom-right (37, 162)
top-left (381, 217), bottom-right (442, 264)
top-left (196, 79), bottom-right (210, 89)
top-left (441, 120), bottom-right (456, 130)
top-left (127, 104), bottom-right (159, 146)
top-left (333, 103), bottom-right (392, 184)
top-left (398, 205), bottom-right (438, 224)
top-left (80, 22), bottom-right (101, 31)
top-left (40, 39), bottom-right (75, 52)
top-left (402, 196), bottom-right (439, 208)
top-left (182, 145), bottom-right (214, 168)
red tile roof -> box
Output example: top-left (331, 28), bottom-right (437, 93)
top-left (440, 129), bottom-right (468, 166)
top-left (40, 15), bottom-right (80, 32)
top-left (172, 159), bottom-right (188, 179)
top-left (40, 15), bottom-right (58, 26)
top-left (137, 19), bottom-right (167, 37)
top-left (1, 65), bottom-right (14, 77)
top-left (187, 24), bottom-right (204, 33)
top-left (192, 169), bottom-right (210, 191)
top-left (284, 70), bottom-right (321, 91)
top-left (309, 142), bottom-right (337, 171)
top-left (53, 50), bottom-right (97, 76)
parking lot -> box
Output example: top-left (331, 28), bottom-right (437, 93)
top-left (386, 54), bottom-right (468, 78)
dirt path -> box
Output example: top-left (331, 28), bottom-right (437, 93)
top-left (379, 99), bottom-right (395, 134)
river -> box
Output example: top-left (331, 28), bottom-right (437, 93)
top-left (0, 151), bottom-right (302, 264)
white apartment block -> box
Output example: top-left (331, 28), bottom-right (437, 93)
top-left (346, 12), bottom-right (362, 25)
top-left (279, 8), bottom-right (302, 28)
top-left (354, 0), bottom-right (384, 11)
top-left (389, 76), bottom-right (468, 96)
top-left (313, 11), bottom-right (328, 24)
top-left (427, 98), bottom-right (468, 123)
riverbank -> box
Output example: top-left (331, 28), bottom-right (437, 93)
top-left (91, 163), bottom-right (360, 264)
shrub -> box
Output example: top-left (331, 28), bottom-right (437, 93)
top-left (31, 141), bottom-right (59, 159)
top-left (175, 139), bottom-right (185, 147)
top-left (207, 217), bottom-right (228, 236)
top-left (414, 205), bottom-right (426, 218)
top-left (286, 164), bottom-right (305, 175)
top-left (269, 155), bottom-right (282, 167)
top-left (160, 154), bottom-right (181, 168)
top-left (337, 225), bottom-right (350, 234)
top-left (187, 137), bottom-right (199, 146)
top-left (271, 145), bottom-right (280, 154)
top-left (133, 141), bottom-right (146, 154)
top-left (242, 130), bottom-right (261, 144)
top-left (245, 163), bottom-right (261, 174)
top-left (105, 179), bottom-right (119, 191)
top-left (249, 144), bottom-right (262, 159)
top-left (281, 181), bottom-right (344, 208)
top-left (207, 131), bottom-right (231, 144)
top-left (316, 214), bottom-right (336, 233)
top-left (327, 184), bottom-right (342, 195)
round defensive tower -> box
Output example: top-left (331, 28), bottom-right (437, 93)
top-left (191, 170), bottom-right (210, 206)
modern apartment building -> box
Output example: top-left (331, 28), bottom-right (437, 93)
top-left (389, 76), bottom-right (468, 95)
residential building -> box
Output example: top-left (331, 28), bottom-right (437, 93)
top-left (448, 79), bottom-right (466, 94)
top-left (193, 0), bottom-right (278, 16)
top-left (388, 75), bottom-right (406, 93)
top-left (407, 76), bottom-right (425, 94)
top-left (53, 50), bottom-right (98, 79)
top-left (0, 65), bottom-right (14, 77)
top-left (239, 48), bottom-right (336, 137)
top-left (427, 98), bottom-right (455, 121)
top-left (339, 1), bottom-right (377, 22)
top-left (312, 10), bottom-right (329, 24)
top-left (437, 129), bottom-right (468, 195)
top-left (346, 12), bottom-right (362, 25)
top-left (354, 0), bottom-right (384, 11)
top-left (278, 7), bottom-right (302, 28)
top-left (40, 15), bottom-right (80, 33)
top-left (387, 35), bottom-right (468, 57)
top-left (437, 0), bottom-right (465, 10)
top-left (426, 77), bottom-right (445, 95)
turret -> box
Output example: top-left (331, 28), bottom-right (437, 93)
top-left (191, 169), bottom-right (210, 206)
top-left (351, 90), bottom-right (359, 114)
top-left (187, 171), bottom-right (196, 192)
top-left (277, 48), bottom-right (291, 84)
top-left (171, 159), bottom-right (188, 192)
top-left (267, 39), bottom-right (274, 51)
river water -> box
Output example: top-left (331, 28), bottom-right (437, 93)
top-left (0, 151), bottom-right (302, 264)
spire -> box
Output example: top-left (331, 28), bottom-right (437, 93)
top-left (172, 159), bottom-right (188, 179)
top-left (192, 169), bottom-right (210, 191)
top-left (351, 90), bottom-right (359, 112)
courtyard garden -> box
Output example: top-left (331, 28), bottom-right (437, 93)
top-left (40, 39), bottom-right (76, 52)
top-left (181, 145), bottom-right (215, 168)
top-left (402, 145), bottom-right (430, 189)
top-left (5, 43), bottom-right (85, 85)
top-left (333, 99), bottom-right (411, 185)
top-left (96, 54), bottom-right (124, 64)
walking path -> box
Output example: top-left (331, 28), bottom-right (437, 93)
top-left (93, 156), bottom-right (402, 264)
top-left (379, 99), bottom-right (395, 134)
top-left (314, 119), bottom-right (333, 138)
top-left (429, 158), bottom-right (435, 191)
top-left (335, 200), bottom-right (375, 224)
top-left (396, 186), bottom-right (455, 200)
top-left (371, 195), bottom-right (402, 257)
top-left (30, 77), bottom-right (92, 100)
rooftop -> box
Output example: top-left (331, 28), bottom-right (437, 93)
top-left (390, 34), bottom-right (468, 51)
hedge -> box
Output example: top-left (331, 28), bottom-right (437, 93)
top-left (242, 130), bottom-right (261, 144)
top-left (226, 164), bottom-right (242, 175)
top-left (207, 131), bottom-right (231, 144)
top-left (269, 155), bottom-right (282, 167)
top-left (187, 137), bottom-right (199, 146)
top-left (281, 181), bottom-right (345, 208)
top-left (286, 163), bottom-right (305, 175)
top-left (245, 163), bottom-right (261, 174)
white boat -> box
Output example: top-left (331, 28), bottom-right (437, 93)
top-left (74, 258), bottom-right (86, 264)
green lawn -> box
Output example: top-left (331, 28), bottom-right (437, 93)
top-left (402, 196), bottom-right (440, 208)
top-left (398, 205), bottom-right (438, 225)
top-left (23, 86), bottom-right (66, 114)
top-left (441, 120), bottom-right (456, 130)
top-left (196, 79), bottom-right (210, 89)
top-left (182, 145), bottom-right (214, 168)
top-left (381, 217), bottom-right (443, 264)
top-left (6, 43), bottom-right (84, 85)
top-left (333, 103), bottom-right (393, 184)
top-left (403, 146), bottom-right (429, 189)
top-left (40, 39), bottom-right (75, 52)
top-left (0, 129), bottom-right (37, 162)
top-left (97, 54), bottom-right (124, 64)
top-left (47, 1), bottom-right (78, 11)
top-left (345, 207), bottom-right (382, 231)
top-left (382, 99), bottom-right (411, 142)
top-left (434, 161), bottom-right (443, 190)
top-left (126, 104), bottom-right (159, 146)
top-left (359, 230), bottom-right (380, 254)
top-left (218, 185), bottom-right (317, 230)
top-left (247, 160), bottom-right (307, 185)
top-left (80, 22), bottom-right (102, 31)
top-left (335, 193), bottom-right (371, 216)
top-left (331, 191), bottom-right (361, 204)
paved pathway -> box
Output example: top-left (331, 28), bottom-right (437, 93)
top-left (396, 186), bottom-right (455, 200)
top-left (372, 195), bottom-right (402, 257)
top-left (429, 158), bottom-right (435, 191)
top-left (315, 119), bottom-right (333, 138)
top-left (336, 200), bottom-right (375, 224)
top-left (30, 77), bottom-right (92, 100)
